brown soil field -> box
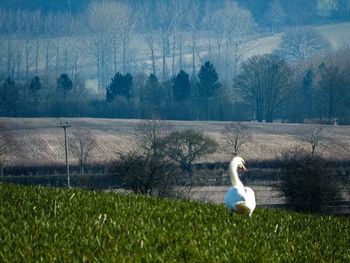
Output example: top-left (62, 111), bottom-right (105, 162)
top-left (2, 117), bottom-right (350, 167)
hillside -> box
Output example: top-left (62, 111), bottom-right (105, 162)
top-left (2, 117), bottom-right (350, 168)
top-left (0, 183), bottom-right (349, 261)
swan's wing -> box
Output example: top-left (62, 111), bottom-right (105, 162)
top-left (244, 187), bottom-right (256, 212)
top-left (224, 187), bottom-right (245, 211)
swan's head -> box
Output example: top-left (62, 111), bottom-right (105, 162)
top-left (231, 156), bottom-right (247, 172)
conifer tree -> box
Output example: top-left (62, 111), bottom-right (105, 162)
top-left (198, 61), bottom-right (220, 120)
top-left (106, 72), bottom-right (133, 102)
top-left (173, 70), bottom-right (191, 102)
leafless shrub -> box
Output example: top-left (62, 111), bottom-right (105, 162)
top-left (69, 128), bottom-right (97, 176)
top-left (222, 122), bottom-right (251, 156)
top-left (303, 124), bottom-right (329, 158)
top-left (277, 147), bottom-right (343, 213)
top-left (165, 129), bottom-right (218, 173)
top-left (108, 150), bottom-right (178, 196)
top-left (134, 118), bottom-right (173, 159)
top-left (164, 129), bottom-right (219, 197)
top-left (109, 118), bottom-right (181, 197)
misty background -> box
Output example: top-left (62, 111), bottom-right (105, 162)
top-left (0, 0), bottom-right (350, 123)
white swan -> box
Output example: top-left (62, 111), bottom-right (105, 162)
top-left (224, 156), bottom-right (256, 216)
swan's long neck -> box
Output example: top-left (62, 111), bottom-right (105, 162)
top-left (229, 161), bottom-right (244, 188)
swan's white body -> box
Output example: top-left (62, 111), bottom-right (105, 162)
top-left (224, 157), bottom-right (256, 216)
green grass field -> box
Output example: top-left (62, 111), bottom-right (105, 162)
top-left (0, 183), bottom-right (349, 262)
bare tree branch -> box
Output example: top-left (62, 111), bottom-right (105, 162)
top-left (222, 122), bottom-right (251, 156)
top-left (69, 128), bottom-right (97, 176)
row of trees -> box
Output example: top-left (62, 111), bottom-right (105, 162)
top-left (1, 45), bottom-right (350, 124)
top-left (1, 0), bottom-right (349, 90)
top-left (0, 1), bottom-right (257, 87)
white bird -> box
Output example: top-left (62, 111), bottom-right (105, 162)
top-left (224, 156), bottom-right (256, 216)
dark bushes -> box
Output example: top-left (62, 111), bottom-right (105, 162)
top-left (278, 148), bottom-right (343, 212)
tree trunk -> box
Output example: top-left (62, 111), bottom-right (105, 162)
top-left (179, 31), bottom-right (183, 71)
top-left (151, 46), bottom-right (156, 76)
top-left (35, 39), bottom-right (39, 75)
top-left (45, 39), bottom-right (50, 73)
top-left (95, 39), bottom-right (101, 91)
top-left (56, 36), bottom-right (60, 75)
top-left (26, 39), bottom-right (29, 85)
top-left (171, 32), bottom-right (176, 77)
top-left (113, 34), bottom-right (117, 74)
top-left (162, 30), bottom-right (166, 81)
top-left (17, 39), bottom-right (21, 79)
top-left (192, 30), bottom-right (196, 78)
top-left (123, 36), bottom-right (126, 75)
top-left (7, 39), bottom-right (13, 77)
top-left (225, 39), bottom-right (229, 82)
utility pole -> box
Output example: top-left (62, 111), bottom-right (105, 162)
top-left (58, 121), bottom-right (71, 188)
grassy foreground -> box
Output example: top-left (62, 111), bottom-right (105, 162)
top-left (0, 184), bottom-right (349, 262)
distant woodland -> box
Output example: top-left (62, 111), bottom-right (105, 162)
top-left (1, 0), bottom-right (350, 123)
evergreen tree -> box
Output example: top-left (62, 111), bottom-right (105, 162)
top-left (57, 74), bottom-right (73, 95)
top-left (198, 61), bottom-right (220, 98)
top-left (106, 72), bottom-right (133, 103)
top-left (123, 73), bottom-right (133, 99)
top-left (29, 76), bottom-right (42, 111)
top-left (198, 61), bottom-right (220, 120)
top-left (302, 69), bottom-right (313, 118)
top-left (0, 78), bottom-right (19, 116)
top-left (143, 74), bottom-right (163, 116)
top-left (173, 70), bottom-right (191, 102)
top-left (29, 76), bottom-right (42, 93)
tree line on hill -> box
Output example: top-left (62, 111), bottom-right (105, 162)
top-left (1, 46), bottom-right (350, 124)
top-left (0, 0), bottom-right (349, 89)
top-left (0, 0), bottom-right (350, 123)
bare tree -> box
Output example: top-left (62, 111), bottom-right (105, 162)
top-left (304, 124), bottom-right (329, 158)
top-left (135, 118), bottom-right (173, 159)
top-left (164, 129), bottom-right (218, 197)
top-left (119, 5), bottom-right (135, 75)
top-left (52, 13), bottom-right (70, 75)
top-left (316, 63), bottom-right (346, 124)
top-left (109, 118), bottom-right (175, 196)
top-left (275, 28), bottom-right (332, 62)
top-left (140, 3), bottom-right (158, 76)
top-left (222, 122), bottom-right (251, 156)
top-left (170, 0), bottom-right (188, 76)
top-left (234, 54), bottom-right (293, 122)
top-left (202, 3), bottom-right (215, 62)
top-left (224, 2), bottom-right (256, 76)
top-left (69, 128), bottom-right (97, 176)
top-left (265, 0), bottom-right (286, 32)
top-left (187, 1), bottom-right (201, 78)
top-left (156, 0), bottom-right (177, 81)
top-left (211, 9), bottom-right (226, 74)
top-left (165, 129), bottom-right (218, 174)
top-left (88, 1), bottom-right (118, 90)
top-left (43, 14), bottom-right (55, 74)
top-left (211, 2), bottom-right (255, 80)
top-left (109, 150), bottom-right (177, 196)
